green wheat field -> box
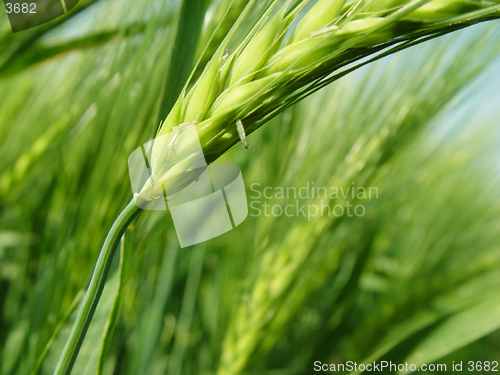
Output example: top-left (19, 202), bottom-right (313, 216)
top-left (1, 0), bottom-right (500, 374)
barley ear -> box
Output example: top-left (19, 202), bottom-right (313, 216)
top-left (209, 75), bottom-right (278, 116)
top-left (228, 8), bottom-right (291, 87)
top-left (409, 0), bottom-right (487, 21)
top-left (289, 0), bottom-right (346, 43)
top-left (183, 51), bottom-right (223, 123)
top-left (157, 96), bottom-right (183, 137)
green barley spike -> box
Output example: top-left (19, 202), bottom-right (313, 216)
top-left (227, 10), bottom-right (288, 87)
top-left (289, 0), bottom-right (346, 43)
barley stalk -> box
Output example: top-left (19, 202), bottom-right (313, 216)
top-left (56, 1), bottom-right (500, 373)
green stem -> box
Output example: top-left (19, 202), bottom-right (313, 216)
top-left (54, 200), bottom-right (142, 375)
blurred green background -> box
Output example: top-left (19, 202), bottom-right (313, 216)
top-left (1, 0), bottom-right (500, 374)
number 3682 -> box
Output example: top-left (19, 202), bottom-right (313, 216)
top-left (5, 3), bottom-right (36, 13)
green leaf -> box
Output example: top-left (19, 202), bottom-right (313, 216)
top-left (39, 250), bottom-right (122, 375)
top-left (156, 0), bottom-right (209, 123)
top-left (399, 294), bottom-right (500, 373)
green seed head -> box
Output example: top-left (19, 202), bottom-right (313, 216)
top-left (336, 17), bottom-right (389, 46)
top-left (362, 0), bottom-right (412, 13)
top-left (227, 11), bottom-right (288, 87)
top-left (154, 0), bottom-right (500, 172)
top-left (264, 37), bottom-right (336, 75)
top-left (210, 75), bottom-right (278, 116)
top-left (409, 0), bottom-right (488, 21)
top-left (182, 52), bottom-right (223, 123)
top-left (289, 0), bottom-right (346, 43)
top-left (158, 97), bottom-right (182, 137)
